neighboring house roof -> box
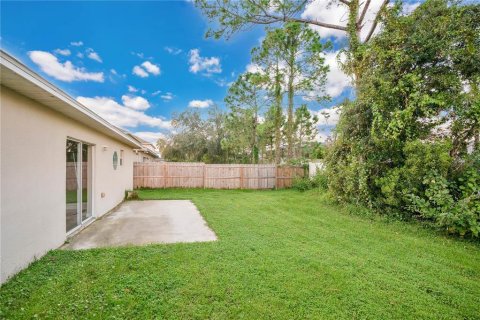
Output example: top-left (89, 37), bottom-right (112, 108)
top-left (0, 50), bottom-right (142, 149)
top-left (124, 133), bottom-right (161, 158)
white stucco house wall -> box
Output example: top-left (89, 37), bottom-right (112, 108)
top-left (0, 50), bottom-right (143, 283)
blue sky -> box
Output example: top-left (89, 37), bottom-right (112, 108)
top-left (1, 1), bottom-right (419, 143)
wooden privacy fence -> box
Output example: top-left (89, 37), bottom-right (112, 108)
top-left (133, 162), bottom-right (305, 190)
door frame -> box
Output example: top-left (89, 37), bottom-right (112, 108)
top-left (66, 137), bottom-right (95, 236)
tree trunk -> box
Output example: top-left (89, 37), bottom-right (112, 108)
top-left (274, 64), bottom-right (283, 165)
top-left (286, 41), bottom-right (296, 161)
top-left (251, 110), bottom-right (258, 164)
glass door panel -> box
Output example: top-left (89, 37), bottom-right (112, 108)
top-left (81, 143), bottom-right (91, 221)
top-left (66, 140), bottom-right (80, 232)
top-left (66, 139), bottom-right (92, 232)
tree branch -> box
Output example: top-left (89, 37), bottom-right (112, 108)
top-left (339, 0), bottom-right (351, 5)
top-left (278, 15), bottom-right (348, 31)
top-left (364, 0), bottom-right (389, 42)
top-left (357, 0), bottom-right (371, 27)
top-left (248, 0), bottom-right (348, 31)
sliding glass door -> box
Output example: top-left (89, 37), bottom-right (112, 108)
top-left (66, 139), bottom-right (92, 232)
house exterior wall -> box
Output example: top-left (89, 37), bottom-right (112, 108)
top-left (134, 152), bottom-right (155, 163)
top-left (0, 86), bottom-right (135, 283)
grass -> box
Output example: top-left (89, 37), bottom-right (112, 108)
top-left (1, 189), bottom-right (479, 319)
top-left (66, 189), bottom-right (88, 204)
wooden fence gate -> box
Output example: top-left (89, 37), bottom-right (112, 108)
top-left (133, 162), bottom-right (305, 189)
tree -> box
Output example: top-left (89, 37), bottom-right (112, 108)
top-left (294, 104), bottom-right (319, 159)
top-left (248, 23), bottom-right (329, 163)
top-left (163, 109), bottom-right (208, 162)
top-left (224, 72), bottom-right (269, 163)
top-left (252, 32), bottom-right (286, 164)
top-left (258, 106), bottom-right (283, 163)
top-left (162, 106), bottom-right (230, 163)
top-left (265, 22), bottom-right (329, 159)
top-left (195, 0), bottom-right (391, 84)
top-left (204, 106), bottom-right (229, 163)
top-left (156, 137), bottom-right (168, 158)
top-left (325, 0), bottom-right (480, 237)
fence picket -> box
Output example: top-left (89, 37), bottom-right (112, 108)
top-left (133, 162), bottom-right (304, 189)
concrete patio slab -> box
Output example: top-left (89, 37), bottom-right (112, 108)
top-left (62, 200), bottom-right (217, 250)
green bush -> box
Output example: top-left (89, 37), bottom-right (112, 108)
top-left (406, 170), bottom-right (480, 237)
top-left (312, 171), bottom-right (328, 190)
top-left (375, 140), bottom-right (453, 215)
top-left (292, 171), bottom-right (328, 192)
top-left (292, 176), bottom-right (314, 192)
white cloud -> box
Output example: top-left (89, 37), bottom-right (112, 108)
top-left (402, 2), bottom-right (421, 15)
top-left (109, 69), bottom-right (126, 82)
top-left (128, 85), bottom-right (138, 93)
top-left (301, 1), bottom-right (348, 39)
top-left (121, 95), bottom-right (151, 111)
top-left (164, 46), bottom-right (182, 55)
top-left (86, 48), bottom-right (102, 63)
top-left (70, 41), bottom-right (83, 46)
top-left (188, 99), bottom-right (214, 108)
top-left (77, 96), bottom-right (171, 129)
top-left (301, 0), bottom-right (388, 41)
top-left (77, 52), bottom-right (84, 58)
top-left (246, 63), bottom-right (263, 74)
top-left (131, 51), bottom-right (145, 59)
top-left (188, 49), bottom-right (222, 75)
top-left (132, 61), bottom-right (160, 78)
top-left (28, 50), bottom-right (104, 82)
top-left (141, 61), bottom-right (160, 75)
top-left (54, 48), bottom-right (71, 56)
top-left (133, 65), bottom-right (149, 78)
top-left (134, 131), bottom-right (166, 144)
top-left (215, 78), bottom-right (233, 87)
top-left (324, 51), bottom-right (351, 97)
top-left (316, 131), bottom-right (332, 143)
top-left (160, 92), bottom-right (174, 101)
top-left (152, 90), bottom-right (161, 96)
top-left (311, 106), bottom-right (342, 125)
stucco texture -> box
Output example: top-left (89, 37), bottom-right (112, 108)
top-left (1, 86), bottom-right (136, 283)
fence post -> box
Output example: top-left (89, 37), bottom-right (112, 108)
top-left (142, 163), bottom-right (146, 188)
top-left (203, 163), bottom-right (206, 189)
top-left (240, 166), bottom-right (244, 189)
top-left (162, 163), bottom-right (166, 189)
top-left (275, 165), bottom-right (278, 189)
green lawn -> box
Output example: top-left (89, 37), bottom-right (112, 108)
top-left (1, 189), bottom-right (479, 319)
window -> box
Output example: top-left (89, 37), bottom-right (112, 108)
top-left (113, 151), bottom-right (118, 170)
top-left (120, 150), bottom-right (124, 166)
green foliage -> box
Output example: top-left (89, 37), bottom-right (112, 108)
top-left (257, 23), bottom-right (330, 161)
top-left (375, 140), bottom-right (453, 211)
top-left (162, 107), bottom-right (229, 163)
top-left (125, 190), bottom-right (139, 200)
top-left (223, 72), bottom-right (268, 163)
top-left (165, 23), bottom-right (330, 165)
top-left (325, 0), bottom-right (480, 237)
top-left (292, 171), bottom-right (328, 192)
top-left (406, 169), bottom-right (480, 237)
top-left (313, 171), bottom-right (329, 190)
top-left (292, 176), bottom-right (315, 192)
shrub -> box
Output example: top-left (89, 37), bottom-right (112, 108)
top-left (292, 176), bottom-right (315, 192)
top-left (406, 170), bottom-right (480, 237)
top-left (312, 171), bottom-right (328, 190)
top-left (125, 190), bottom-right (140, 200)
top-left (292, 171), bottom-right (328, 192)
